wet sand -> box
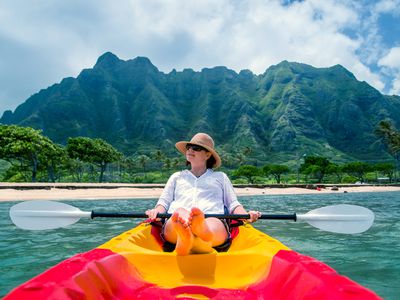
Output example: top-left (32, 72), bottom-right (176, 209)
top-left (1, 183), bottom-right (400, 201)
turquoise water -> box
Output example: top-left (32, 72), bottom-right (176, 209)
top-left (1, 192), bottom-right (399, 299)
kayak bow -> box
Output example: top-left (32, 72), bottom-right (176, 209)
top-left (5, 220), bottom-right (381, 299)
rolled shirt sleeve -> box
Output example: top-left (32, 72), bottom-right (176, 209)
top-left (156, 172), bottom-right (180, 210)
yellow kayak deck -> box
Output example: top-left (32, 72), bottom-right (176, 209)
top-left (98, 222), bottom-right (289, 289)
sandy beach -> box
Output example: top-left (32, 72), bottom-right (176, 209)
top-left (1, 183), bottom-right (400, 202)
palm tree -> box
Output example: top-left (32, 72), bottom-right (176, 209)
top-left (376, 120), bottom-right (400, 155)
top-left (171, 158), bottom-right (181, 170)
top-left (152, 149), bottom-right (166, 175)
top-left (235, 153), bottom-right (246, 166)
top-left (152, 150), bottom-right (165, 165)
top-left (163, 158), bottom-right (171, 172)
top-left (376, 120), bottom-right (400, 180)
top-left (136, 155), bottom-right (150, 174)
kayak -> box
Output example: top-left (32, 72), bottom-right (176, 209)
top-left (4, 221), bottom-right (381, 299)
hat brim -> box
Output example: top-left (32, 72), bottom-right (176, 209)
top-left (175, 141), bottom-right (221, 168)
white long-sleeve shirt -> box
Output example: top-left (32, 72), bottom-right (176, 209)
top-left (156, 169), bottom-right (241, 214)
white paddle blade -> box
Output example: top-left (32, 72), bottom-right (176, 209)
top-left (297, 204), bottom-right (374, 234)
top-left (10, 200), bottom-right (91, 230)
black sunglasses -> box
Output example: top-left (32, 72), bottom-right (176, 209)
top-left (186, 144), bottom-right (208, 152)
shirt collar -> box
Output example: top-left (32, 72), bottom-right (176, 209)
top-left (185, 168), bottom-right (213, 179)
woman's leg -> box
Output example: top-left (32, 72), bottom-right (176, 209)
top-left (163, 208), bottom-right (193, 255)
top-left (162, 207), bottom-right (228, 254)
top-left (190, 207), bottom-right (228, 247)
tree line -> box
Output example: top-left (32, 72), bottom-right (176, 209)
top-left (0, 120), bottom-right (399, 183)
top-left (0, 125), bottom-right (196, 183)
top-left (0, 125), bottom-right (122, 182)
top-left (232, 157), bottom-right (396, 184)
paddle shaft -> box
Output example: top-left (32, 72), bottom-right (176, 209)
top-left (91, 211), bottom-right (297, 221)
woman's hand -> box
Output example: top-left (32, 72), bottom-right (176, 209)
top-left (233, 205), bottom-right (262, 223)
top-left (247, 210), bottom-right (262, 223)
top-left (145, 209), bottom-right (159, 221)
top-left (145, 205), bottom-right (166, 221)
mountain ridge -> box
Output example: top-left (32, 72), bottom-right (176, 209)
top-left (1, 53), bottom-right (399, 164)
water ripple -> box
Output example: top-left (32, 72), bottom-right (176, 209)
top-left (1, 193), bottom-right (399, 299)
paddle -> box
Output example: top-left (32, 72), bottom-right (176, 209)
top-left (9, 200), bottom-right (374, 234)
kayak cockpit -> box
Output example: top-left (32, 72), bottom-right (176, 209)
top-left (97, 222), bottom-right (289, 289)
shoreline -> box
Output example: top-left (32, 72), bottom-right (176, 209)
top-left (1, 183), bottom-right (400, 202)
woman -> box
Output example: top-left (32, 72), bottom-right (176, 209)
top-left (146, 133), bottom-right (261, 255)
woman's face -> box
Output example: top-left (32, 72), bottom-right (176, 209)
top-left (185, 144), bottom-right (211, 167)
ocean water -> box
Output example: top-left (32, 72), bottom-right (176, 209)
top-left (1, 192), bottom-right (399, 299)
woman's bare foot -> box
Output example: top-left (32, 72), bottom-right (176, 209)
top-left (190, 207), bottom-right (213, 242)
top-left (172, 212), bottom-right (193, 255)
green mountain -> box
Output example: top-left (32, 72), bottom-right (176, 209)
top-left (1, 52), bottom-right (399, 164)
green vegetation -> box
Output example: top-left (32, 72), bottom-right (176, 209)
top-left (299, 156), bottom-right (332, 183)
top-left (341, 162), bottom-right (372, 183)
top-left (0, 125), bottom-right (63, 182)
top-left (2, 54), bottom-right (400, 166)
top-left (1, 124), bottom-right (399, 184)
top-left (66, 137), bottom-right (122, 182)
top-left (232, 165), bottom-right (263, 184)
top-left (375, 120), bottom-right (400, 163)
top-left (263, 164), bottom-right (290, 184)
top-left (0, 125), bottom-right (123, 183)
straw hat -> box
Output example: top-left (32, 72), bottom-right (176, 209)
top-left (175, 133), bottom-right (221, 168)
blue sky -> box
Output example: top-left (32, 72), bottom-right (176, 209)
top-left (0, 0), bottom-right (399, 115)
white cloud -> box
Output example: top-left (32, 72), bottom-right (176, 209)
top-left (350, 61), bottom-right (386, 91)
top-left (378, 47), bottom-right (400, 94)
top-left (110, 0), bottom-right (366, 74)
top-left (375, 0), bottom-right (400, 14)
top-left (0, 0), bottom-right (397, 113)
top-left (378, 47), bottom-right (400, 70)
top-left (389, 76), bottom-right (400, 95)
